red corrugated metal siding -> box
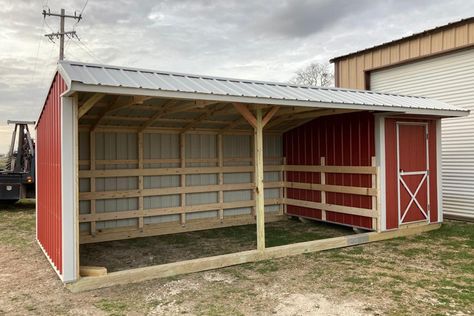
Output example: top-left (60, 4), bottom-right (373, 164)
top-left (384, 118), bottom-right (438, 229)
top-left (283, 112), bottom-right (375, 229)
top-left (36, 73), bottom-right (65, 274)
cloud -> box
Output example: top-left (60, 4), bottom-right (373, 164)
top-left (0, 0), bottom-right (472, 154)
top-left (253, 0), bottom-right (373, 38)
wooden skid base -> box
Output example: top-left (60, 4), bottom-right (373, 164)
top-left (67, 223), bottom-right (441, 292)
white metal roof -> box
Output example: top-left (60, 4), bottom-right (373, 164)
top-left (58, 60), bottom-right (468, 117)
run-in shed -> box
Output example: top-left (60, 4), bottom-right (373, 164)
top-left (36, 60), bottom-right (468, 290)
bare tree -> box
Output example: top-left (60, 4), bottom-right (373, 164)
top-left (291, 62), bottom-right (334, 87)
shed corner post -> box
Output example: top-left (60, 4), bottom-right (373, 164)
top-left (254, 107), bottom-right (265, 252)
top-left (436, 118), bottom-right (443, 223)
top-left (61, 95), bottom-right (79, 283)
top-left (374, 114), bottom-right (387, 232)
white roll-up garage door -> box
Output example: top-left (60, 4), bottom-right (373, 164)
top-left (371, 48), bottom-right (474, 220)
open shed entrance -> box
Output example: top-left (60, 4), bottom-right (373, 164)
top-left (75, 93), bottom-right (381, 282)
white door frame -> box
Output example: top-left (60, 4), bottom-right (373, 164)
top-left (396, 122), bottom-right (430, 225)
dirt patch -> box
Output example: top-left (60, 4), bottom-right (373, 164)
top-left (80, 219), bottom-right (353, 272)
top-left (274, 293), bottom-right (365, 316)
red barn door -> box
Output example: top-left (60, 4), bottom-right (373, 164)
top-left (397, 123), bottom-right (430, 225)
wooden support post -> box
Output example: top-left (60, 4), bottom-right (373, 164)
top-left (138, 132), bottom-right (144, 231)
top-left (90, 131), bottom-right (97, 235)
top-left (320, 157), bottom-right (326, 221)
top-left (371, 156), bottom-right (378, 232)
top-left (280, 157), bottom-right (286, 215)
top-left (218, 134), bottom-right (224, 221)
top-left (180, 133), bottom-right (186, 226)
top-left (254, 108), bottom-right (265, 252)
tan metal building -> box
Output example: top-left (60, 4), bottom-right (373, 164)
top-left (331, 17), bottom-right (474, 220)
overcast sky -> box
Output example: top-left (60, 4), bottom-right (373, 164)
top-left (0, 0), bottom-right (472, 154)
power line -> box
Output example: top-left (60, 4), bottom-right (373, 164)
top-left (69, 38), bottom-right (104, 63)
top-left (31, 15), bottom-right (46, 84)
top-left (79, 0), bottom-right (89, 16)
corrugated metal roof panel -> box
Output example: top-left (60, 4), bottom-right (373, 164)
top-left (58, 60), bottom-right (468, 115)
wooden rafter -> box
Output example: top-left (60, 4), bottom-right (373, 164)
top-left (109, 96), bottom-right (154, 113)
top-left (180, 105), bottom-right (223, 132)
top-left (138, 100), bottom-right (219, 132)
top-left (78, 93), bottom-right (106, 119)
top-left (90, 96), bottom-right (120, 131)
top-left (280, 109), bottom-right (361, 133)
top-left (220, 117), bottom-right (247, 131)
top-left (138, 100), bottom-right (177, 132)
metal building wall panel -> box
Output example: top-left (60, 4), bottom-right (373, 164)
top-left (284, 112), bottom-right (375, 229)
top-left (36, 73), bottom-right (66, 274)
top-left (333, 18), bottom-right (474, 89)
top-left (371, 48), bottom-right (474, 220)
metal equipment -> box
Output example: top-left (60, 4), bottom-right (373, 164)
top-left (0, 120), bottom-right (36, 201)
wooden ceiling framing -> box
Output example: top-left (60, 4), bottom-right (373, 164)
top-left (77, 93), bottom-right (358, 133)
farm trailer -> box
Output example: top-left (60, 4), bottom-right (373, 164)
top-left (35, 60), bottom-right (468, 291)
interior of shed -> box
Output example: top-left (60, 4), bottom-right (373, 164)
top-left (76, 93), bottom-right (380, 273)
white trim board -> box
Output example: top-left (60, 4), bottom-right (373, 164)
top-left (61, 96), bottom-right (79, 283)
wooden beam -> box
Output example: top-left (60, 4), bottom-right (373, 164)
top-left (79, 181), bottom-right (282, 200)
top-left (89, 131), bottom-right (96, 235)
top-left (254, 108), bottom-right (265, 252)
top-left (233, 103), bottom-right (257, 128)
top-left (285, 181), bottom-right (377, 196)
top-left (68, 223), bottom-right (441, 292)
top-left (321, 157), bottom-right (327, 221)
top-left (138, 132), bottom-right (144, 231)
top-left (138, 100), bottom-right (216, 132)
top-left (107, 96), bottom-right (154, 113)
top-left (80, 214), bottom-right (285, 244)
top-left (91, 96), bottom-right (121, 131)
top-left (78, 93), bottom-right (106, 119)
top-left (218, 134), bottom-right (224, 221)
top-left (285, 164), bottom-right (377, 175)
top-left (285, 198), bottom-right (378, 218)
top-left (220, 117), bottom-right (247, 131)
top-left (181, 105), bottom-right (221, 132)
top-left (80, 266), bottom-right (107, 277)
top-left (262, 106), bottom-right (279, 127)
top-left (138, 100), bottom-right (177, 132)
top-left (180, 133), bottom-right (186, 226)
top-left (79, 165), bottom-right (283, 178)
top-left (266, 109), bottom-right (359, 130)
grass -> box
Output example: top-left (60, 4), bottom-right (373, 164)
top-left (95, 299), bottom-right (128, 316)
top-left (0, 200), bottom-right (36, 248)
top-left (1, 201), bottom-right (473, 315)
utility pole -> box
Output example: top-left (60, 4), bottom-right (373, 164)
top-left (43, 8), bottom-right (82, 60)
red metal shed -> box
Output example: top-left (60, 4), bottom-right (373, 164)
top-left (36, 61), bottom-right (468, 287)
